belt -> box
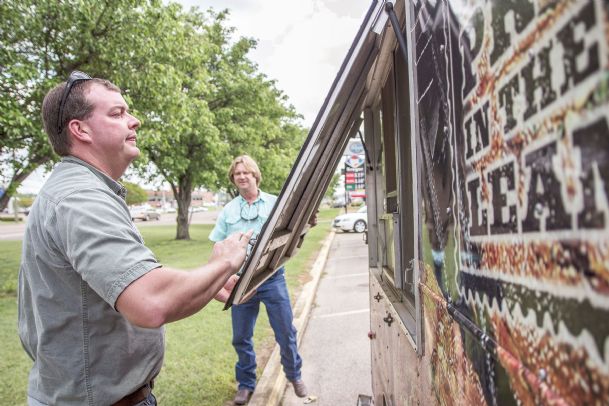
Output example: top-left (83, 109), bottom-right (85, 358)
top-left (112, 381), bottom-right (154, 406)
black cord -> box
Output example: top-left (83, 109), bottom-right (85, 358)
top-left (385, 2), bottom-right (409, 66)
top-left (357, 130), bottom-right (373, 171)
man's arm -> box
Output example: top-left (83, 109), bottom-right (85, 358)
top-left (116, 230), bottom-right (253, 328)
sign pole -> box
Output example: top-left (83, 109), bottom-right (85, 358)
top-left (344, 162), bottom-right (348, 214)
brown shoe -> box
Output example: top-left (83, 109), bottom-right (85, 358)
top-left (234, 388), bottom-right (253, 405)
top-left (291, 379), bottom-right (308, 398)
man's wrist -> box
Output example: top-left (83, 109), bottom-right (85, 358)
top-left (220, 258), bottom-right (237, 274)
top-left (206, 257), bottom-right (233, 274)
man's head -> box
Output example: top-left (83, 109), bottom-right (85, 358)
top-left (42, 72), bottom-right (141, 179)
top-left (228, 155), bottom-right (261, 192)
top-left (43, 72), bottom-right (119, 156)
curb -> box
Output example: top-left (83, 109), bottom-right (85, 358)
top-left (248, 230), bottom-right (336, 406)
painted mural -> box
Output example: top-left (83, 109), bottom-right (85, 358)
top-left (412, 0), bottom-right (609, 404)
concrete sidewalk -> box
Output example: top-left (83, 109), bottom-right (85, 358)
top-left (249, 231), bottom-right (372, 406)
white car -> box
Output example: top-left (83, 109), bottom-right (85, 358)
top-left (130, 206), bottom-right (161, 221)
top-left (189, 206), bottom-right (208, 213)
top-left (333, 206), bottom-right (367, 233)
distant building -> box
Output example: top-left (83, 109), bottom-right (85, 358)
top-left (146, 189), bottom-right (171, 209)
top-left (192, 190), bottom-right (215, 207)
top-left (145, 188), bottom-right (217, 209)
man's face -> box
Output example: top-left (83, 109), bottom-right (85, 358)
top-left (81, 83), bottom-right (141, 169)
top-left (233, 163), bottom-right (257, 195)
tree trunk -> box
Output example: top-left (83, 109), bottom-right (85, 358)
top-left (0, 157), bottom-right (48, 212)
top-left (173, 175), bottom-right (193, 240)
top-left (0, 188), bottom-right (11, 213)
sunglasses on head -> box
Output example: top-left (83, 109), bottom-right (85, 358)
top-left (57, 71), bottom-right (92, 135)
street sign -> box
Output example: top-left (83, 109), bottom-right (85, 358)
top-left (349, 142), bottom-right (365, 155)
top-left (344, 153), bottom-right (366, 194)
top-left (345, 154), bottom-right (364, 169)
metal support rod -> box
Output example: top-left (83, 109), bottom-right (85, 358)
top-left (385, 2), bottom-right (409, 66)
top-left (357, 130), bottom-right (373, 171)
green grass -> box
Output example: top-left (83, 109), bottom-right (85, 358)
top-left (142, 224), bottom-right (216, 268)
top-left (0, 208), bottom-right (339, 405)
top-left (0, 295), bottom-right (31, 404)
top-left (283, 208), bottom-right (340, 295)
top-left (0, 217), bottom-right (25, 223)
top-left (0, 240), bottom-right (21, 295)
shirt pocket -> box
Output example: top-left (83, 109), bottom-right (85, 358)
top-left (225, 212), bottom-right (243, 236)
top-left (257, 203), bottom-right (270, 224)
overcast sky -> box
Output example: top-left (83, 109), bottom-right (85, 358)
top-left (177, 0), bottom-right (372, 125)
top-left (19, 0), bottom-right (373, 193)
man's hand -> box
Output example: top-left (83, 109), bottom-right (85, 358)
top-left (209, 229), bottom-right (254, 273)
top-left (215, 274), bottom-right (239, 302)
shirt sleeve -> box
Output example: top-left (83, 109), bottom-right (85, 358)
top-left (52, 187), bottom-right (161, 307)
top-left (209, 208), bottom-right (228, 242)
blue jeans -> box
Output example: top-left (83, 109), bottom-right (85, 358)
top-left (231, 267), bottom-right (302, 391)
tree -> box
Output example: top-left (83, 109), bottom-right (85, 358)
top-left (325, 173), bottom-right (341, 199)
top-left (0, 0), bottom-right (179, 211)
top-left (0, 0), bottom-right (56, 210)
top-left (1, 1), bottom-right (306, 240)
top-left (108, 7), bottom-right (224, 240)
top-left (126, 8), bottom-right (306, 239)
top-left (123, 182), bottom-right (148, 206)
top-left (202, 14), bottom-right (306, 195)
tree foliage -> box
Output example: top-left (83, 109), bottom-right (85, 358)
top-left (16, 195), bottom-right (35, 209)
top-left (0, 1), bottom-right (306, 239)
top-left (201, 15), bottom-right (306, 195)
top-left (0, 0), bottom-right (167, 210)
top-left (122, 8), bottom-right (306, 239)
top-left (325, 173), bottom-right (341, 199)
top-left (123, 182), bottom-right (148, 206)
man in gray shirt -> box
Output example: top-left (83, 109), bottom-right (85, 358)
top-left (18, 71), bottom-right (252, 406)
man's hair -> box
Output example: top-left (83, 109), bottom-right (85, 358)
top-left (228, 155), bottom-right (262, 186)
top-left (41, 78), bottom-right (121, 156)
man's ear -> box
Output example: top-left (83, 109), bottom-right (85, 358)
top-left (67, 119), bottom-right (93, 144)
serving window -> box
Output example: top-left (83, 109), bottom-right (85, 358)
top-left (366, 39), bottom-right (422, 350)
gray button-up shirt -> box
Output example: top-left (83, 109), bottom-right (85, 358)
top-left (18, 156), bottom-right (164, 405)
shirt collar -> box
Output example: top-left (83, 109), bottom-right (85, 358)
top-left (238, 190), bottom-right (270, 206)
top-left (62, 156), bottom-right (127, 200)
